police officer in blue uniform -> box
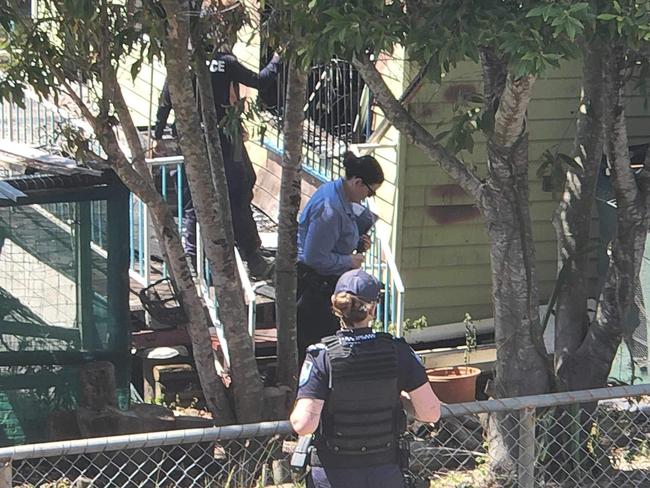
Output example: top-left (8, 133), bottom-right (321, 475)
top-left (296, 152), bottom-right (384, 359)
top-left (290, 269), bottom-right (442, 488)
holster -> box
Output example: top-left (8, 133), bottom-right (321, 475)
top-left (297, 262), bottom-right (339, 295)
top-left (290, 435), bottom-right (314, 476)
top-left (399, 436), bottom-right (410, 471)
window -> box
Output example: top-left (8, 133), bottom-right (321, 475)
top-left (258, 5), bottom-right (372, 179)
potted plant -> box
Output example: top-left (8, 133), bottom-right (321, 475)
top-left (426, 314), bottom-right (481, 403)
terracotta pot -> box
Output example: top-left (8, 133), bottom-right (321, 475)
top-left (426, 366), bottom-right (481, 404)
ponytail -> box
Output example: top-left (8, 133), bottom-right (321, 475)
top-left (342, 151), bottom-right (384, 186)
top-left (331, 291), bottom-right (373, 327)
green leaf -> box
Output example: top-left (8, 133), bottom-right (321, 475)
top-left (566, 22), bottom-right (577, 41)
top-left (557, 153), bottom-right (584, 174)
top-left (568, 3), bottom-right (590, 14)
top-left (597, 13), bottom-right (619, 21)
top-left (129, 59), bottom-right (141, 81)
top-left (526, 6), bottom-right (546, 18)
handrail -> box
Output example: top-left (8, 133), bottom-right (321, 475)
top-left (143, 154), bottom-right (257, 341)
top-left (379, 237), bottom-right (405, 295)
top-left (374, 229), bottom-right (405, 337)
top-left (234, 247), bottom-right (258, 340)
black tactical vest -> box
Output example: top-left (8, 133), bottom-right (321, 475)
top-left (314, 332), bottom-right (406, 468)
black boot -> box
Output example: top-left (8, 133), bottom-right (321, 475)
top-left (246, 249), bottom-right (274, 280)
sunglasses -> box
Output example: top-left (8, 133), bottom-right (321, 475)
top-left (361, 180), bottom-right (376, 198)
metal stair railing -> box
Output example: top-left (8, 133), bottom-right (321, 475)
top-left (140, 155), bottom-right (258, 342)
top-left (0, 91), bottom-right (258, 340)
top-left (364, 204), bottom-right (405, 338)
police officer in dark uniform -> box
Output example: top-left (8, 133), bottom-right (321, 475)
top-left (205, 48), bottom-right (280, 277)
top-left (290, 269), bottom-right (441, 488)
top-left (151, 12), bottom-right (280, 278)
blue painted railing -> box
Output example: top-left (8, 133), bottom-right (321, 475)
top-left (366, 223), bottom-right (405, 337)
top-left (133, 155), bottom-right (258, 341)
top-left (0, 93), bottom-right (256, 341)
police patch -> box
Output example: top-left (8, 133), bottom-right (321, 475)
top-left (298, 361), bottom-right (314, 387)
top-left (410, 348), bottom-right (425, 366)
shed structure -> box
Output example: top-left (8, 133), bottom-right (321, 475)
top-left (0, 144), bottom-right (130, 446)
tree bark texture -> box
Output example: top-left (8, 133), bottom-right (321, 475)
top-left (492, 74), bottom-right (534, 149)
top-left (478, 54), bottom-right (550, 482)
top-left (92, 111), bottom-right (235, 425)
top-left (481, 59), bottom-right (550, 401)
top-left (553, 41), bottom-right (605, 390)
top-left (483, 135), bottom-right (549, 399)
top-left (560, 45), bottom-right (650, 389)
top-left (479, 48), bottom-right (507, 116)
top-left (161, 0), bottom-right (263, 423)
top-left (51, 19), bottom-right (236, 424)
top-left (275, 58), bottom-right (307, 392)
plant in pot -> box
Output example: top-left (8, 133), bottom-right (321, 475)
top-left (426, 313), bottom-right (481, 403)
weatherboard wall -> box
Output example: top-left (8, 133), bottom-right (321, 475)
top-left (398, 60), bottom-right (650, 327)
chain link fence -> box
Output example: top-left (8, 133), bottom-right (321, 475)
top-left (1, 384), bottom-right (650, 487)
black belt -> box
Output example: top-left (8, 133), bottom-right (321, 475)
top-left (297, 262), bottom-right (340, 293)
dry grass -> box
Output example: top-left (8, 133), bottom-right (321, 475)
top-left (428, 463), bottom-right (490, 488)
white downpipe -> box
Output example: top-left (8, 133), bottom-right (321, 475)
top-left (234, 248), bottom-right (257, 341)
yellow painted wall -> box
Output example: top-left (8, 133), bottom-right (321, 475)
top-left (117, 56), bottom-right (166, 131)
top-left (398, 59), bottom-right (650, 326)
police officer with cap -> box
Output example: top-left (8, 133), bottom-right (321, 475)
top-left (290, 269), bottom-right (441, 488)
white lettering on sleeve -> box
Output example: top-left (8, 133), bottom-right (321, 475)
top-left (208, 59), bottom-right (226, 73)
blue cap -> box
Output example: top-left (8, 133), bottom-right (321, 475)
top-left (334, 269), bottom-right (381, 302)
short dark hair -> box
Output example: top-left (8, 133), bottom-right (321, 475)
top-left (342, 151), bottom-right (384, 186)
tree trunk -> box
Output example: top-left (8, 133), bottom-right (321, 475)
top-left (541, 41), bottom-right (607, 482)
top-left (479, 60), bottom-right (551, 399)
top-left (276, 57), bottom-right (307, 392)
top-left (480, 72), bottom-right (550, 483)
top-left (54, 20), bottom-right (236, 424)
top-left (352, 53), bottom-right (550, 399)
top-left (553, 41), bottom-right (605, 391)
top-left (93, 119), bottom-right (236, 425)
top-left (160, 0), bottom-right (263, 423)
top-left (484, 135), bottom-right (549, 399)
top-left (560, 45), bottom-right (650, 389)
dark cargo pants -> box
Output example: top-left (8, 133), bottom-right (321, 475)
top-left (309, 463), bottom-right (405, 488)
top-left (179, 132), bottom-right (261, 261)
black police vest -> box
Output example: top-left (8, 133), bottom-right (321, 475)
top-left (315, 332), bottom-right (406, 468)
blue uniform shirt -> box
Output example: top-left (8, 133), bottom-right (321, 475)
top-left (297, 328), bottom-right (429, 401)
top-left (298, 179), bottom-right (370, 276)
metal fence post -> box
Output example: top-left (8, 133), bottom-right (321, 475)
top-left (0, 458), bottom-right (11, 488)
top-left (518, 406), bottom-right (536, 488)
